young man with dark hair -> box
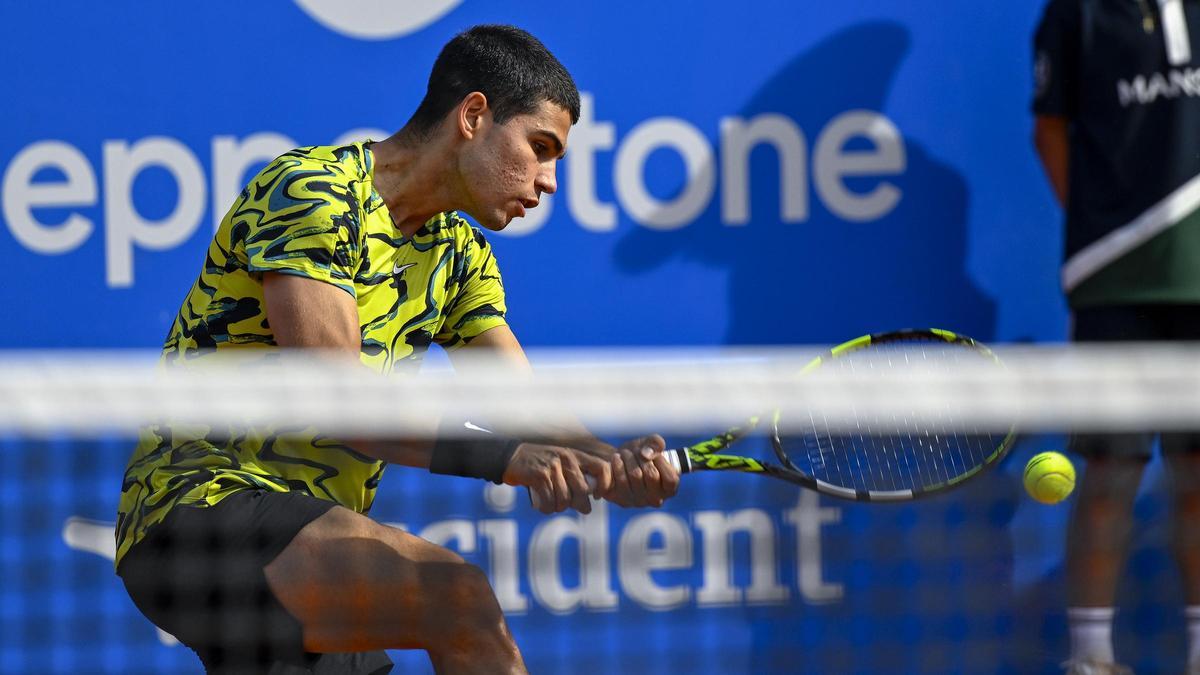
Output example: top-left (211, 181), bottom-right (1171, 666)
top-left (116, 24), bottom-right (679, 674)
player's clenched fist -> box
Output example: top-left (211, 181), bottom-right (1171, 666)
top-left (604, 434), bottom-right (680, 508)
top-left (502, 442), bottom-right (612, 514)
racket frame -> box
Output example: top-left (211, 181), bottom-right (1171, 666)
top-left (669, 328), bottom-right (1017, 502)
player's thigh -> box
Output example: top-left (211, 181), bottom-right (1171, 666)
top-left (263, 505), bottom-right (493, 652)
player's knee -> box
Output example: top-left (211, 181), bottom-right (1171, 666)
top-left (440, 562), bottom-right (497, 614)
top-left (420, 561), bottom-right (507, 646)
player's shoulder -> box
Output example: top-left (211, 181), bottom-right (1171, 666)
top-left (259, 143), bottom-right (367, 182)
top-left (240, 143), bottom-right (370, 212)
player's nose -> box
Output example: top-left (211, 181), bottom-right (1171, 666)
top-left (535, 162), bottom-right (557, 195)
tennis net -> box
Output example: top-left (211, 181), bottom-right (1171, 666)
top-left (1, 343), bottom-right (1195, 673)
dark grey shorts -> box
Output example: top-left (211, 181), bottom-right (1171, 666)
top-left (1070, 304), bottom-right (1200, 459)
top-left (118, 489), bottom-right (393, 675)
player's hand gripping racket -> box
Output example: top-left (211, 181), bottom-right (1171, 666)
top-left (658, 329), bottom-right (1016, 502)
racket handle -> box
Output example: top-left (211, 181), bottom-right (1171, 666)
top-left (667, 447), bottom-right (692, 474)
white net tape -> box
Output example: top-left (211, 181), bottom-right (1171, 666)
top-left (0, 344), bottom-right (1197, 436)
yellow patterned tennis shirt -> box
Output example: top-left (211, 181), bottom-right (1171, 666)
top-left (115, 142), bottom-right (507, 567)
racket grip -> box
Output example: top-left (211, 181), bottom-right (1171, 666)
top-left (667, 447), bottom-right (693, 474)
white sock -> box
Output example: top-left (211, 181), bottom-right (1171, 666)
top-left (1187, 606), bottom-right (1200, 667)
top-left (1067, 607), bottom-right (1115, 663)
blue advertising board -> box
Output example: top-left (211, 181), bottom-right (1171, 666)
top-left (0, 1), bottom-right (1183, 673)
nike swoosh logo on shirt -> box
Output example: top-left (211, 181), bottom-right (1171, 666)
top-left (393, 262), bottom-right (417, 275)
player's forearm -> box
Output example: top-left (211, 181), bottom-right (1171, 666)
top-left (344, 437), bottom-right (436, 468)
top-left (469, 411), bottom-right (613, 458)
top-left (451, 325), bottom-right (619, 458)
top-left (515, 422), bottom-right (615, 457)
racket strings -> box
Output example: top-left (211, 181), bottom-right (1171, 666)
top-left (783, 339), bottom-right (1005, 494)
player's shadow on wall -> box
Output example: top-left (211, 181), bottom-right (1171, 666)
top-left (612, 21), bottom-right (1016, 673)
top-left (613, 21), bottom-right (996, 345)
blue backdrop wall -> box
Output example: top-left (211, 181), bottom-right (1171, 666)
top-left (0, 1), bottom-right (1182, 673)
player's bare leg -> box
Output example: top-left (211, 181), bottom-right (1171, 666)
top-left (1066, 454), bottom-right (1146, 608)
top-left (263, 506), bottom-right (525, 674)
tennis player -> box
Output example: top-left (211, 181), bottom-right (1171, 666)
top-left (115, 25), bottom-right (679, 674)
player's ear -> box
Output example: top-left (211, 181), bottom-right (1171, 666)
top-left (457, 92), bottom-right (489, 140)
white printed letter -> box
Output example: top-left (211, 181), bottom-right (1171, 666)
top-left (103, 137), bottom-right (206, 287)
top-left (720, 114), bottom-right (809, 225)
top-left (2, 141), bottom-right (96, 254)
top-left (615, 118), bottom-right (715, 230)
top-left (618, 512), bottom-right (693, 610)
top-left (814, 111), bottom-right (905, 222)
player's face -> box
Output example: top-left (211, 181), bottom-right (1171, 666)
top-left (460, 99), bottom-right (570, 230)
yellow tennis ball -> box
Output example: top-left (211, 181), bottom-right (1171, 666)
top-left (1023, 451), bottom-right (1076, 504)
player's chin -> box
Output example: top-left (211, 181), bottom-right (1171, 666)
top-left (485, 207), bottom-right (521, 231)
top-left (480, 213), bottom-right (510, 231)
top-left (463, 207), bottom-right (507, 231)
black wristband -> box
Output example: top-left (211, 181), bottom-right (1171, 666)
top-left (428, 425), bottom-right (522, 484)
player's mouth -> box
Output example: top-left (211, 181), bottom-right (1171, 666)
top-left (512, 198), bottom-right (538, 219)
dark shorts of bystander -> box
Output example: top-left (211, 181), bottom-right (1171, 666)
top-left (118, 489), bottom-right (394, 675)
top-left (1070, 304), bottom-right (1200, 459)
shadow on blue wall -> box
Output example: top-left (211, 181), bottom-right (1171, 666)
top-left (613, 21), bottom-right (996, 345)
top-left (612, 21), bottom-right (1021, 672)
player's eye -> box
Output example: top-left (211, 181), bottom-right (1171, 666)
top-left (532, 141), bottom-right (548, 156)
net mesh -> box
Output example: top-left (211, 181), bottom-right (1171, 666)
top-left (1, 345), bottom-right (1195, 673)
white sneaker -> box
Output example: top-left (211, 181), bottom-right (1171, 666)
top-left (1060, 659), bottom-right (1133, 675)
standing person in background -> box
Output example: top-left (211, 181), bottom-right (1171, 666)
top-left (115, 25), bottom-right (679, 675)
top-left (1033, 0), bottom-right (1200, 673)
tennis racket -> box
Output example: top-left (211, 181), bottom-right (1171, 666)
top-left (657, 328), bottom-right (1016, 502)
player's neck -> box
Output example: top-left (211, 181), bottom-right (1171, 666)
top-left (369, 133), bottom-right (461, 238)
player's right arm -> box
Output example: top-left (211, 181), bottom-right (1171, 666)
top-left (262, 272), bottom-right (439, 466)
top-left (456, 324), bottom-right (679, 509)
top-left (262, 272), bottom-right (602, 513)
top-left (263, 272), bottom-right (362, 360)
